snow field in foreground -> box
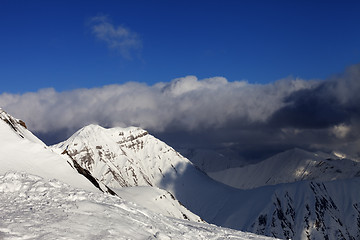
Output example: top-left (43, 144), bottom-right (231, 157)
top-left (0, 172), bottom-right (274, 240)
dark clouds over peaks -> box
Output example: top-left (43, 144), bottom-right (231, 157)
top-left (1, 64), bottom-right (360, 161)
top-left (271, 65), bottom-right (360, 130)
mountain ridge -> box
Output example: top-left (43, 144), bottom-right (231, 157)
top-left (51, 122), bottom-right (360, 240)
top-left (208, 147), bottom-right (360, 189)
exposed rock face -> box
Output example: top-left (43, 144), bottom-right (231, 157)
top-left (0, 108), bottom-right (28, 139)
top-left (248, 180), bottom-right (360, 240)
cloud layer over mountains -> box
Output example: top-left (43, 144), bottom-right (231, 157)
top-left (1, 64), bottom-right (360, 160)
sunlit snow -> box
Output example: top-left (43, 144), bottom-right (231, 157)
top-left (0, 172), bottom-right (272, 240)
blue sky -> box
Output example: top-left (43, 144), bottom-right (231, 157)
top-left (1, 0), bottom-right (359, 93)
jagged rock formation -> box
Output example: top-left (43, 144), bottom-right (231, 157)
top-left (0, 108), bottom-right (42, 144)
top-left (247, 180), bottom-right (360, 240)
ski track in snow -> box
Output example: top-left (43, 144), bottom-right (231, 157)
top-left (0, 172), bottom-right (273, 240)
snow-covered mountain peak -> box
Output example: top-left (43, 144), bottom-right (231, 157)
top-left (58, 124), bottom-right (149, 149)
top-left (0, 109), bottom-right (99, 192)
top-left (0, 108), bottom-right (44, 145)
top-left (1, 108), bottom-right (27, 130)
top-left (53, 124), bottom-right (193, 189)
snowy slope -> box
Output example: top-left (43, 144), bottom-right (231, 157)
top-left (208, 148), bottom-right (360, 189)
top-left (0, 171), bottom-right (274, 240)
top-left (0, 109), bottom-right (96, 192)
top-left (113, 186), bottom-right (202, 222)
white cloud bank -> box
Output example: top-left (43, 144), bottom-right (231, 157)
top-left (0, 76), bottom-right (315, 136)
top-left (3, 67), bottom-right (360, 160)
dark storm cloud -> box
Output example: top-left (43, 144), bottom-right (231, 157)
top-left (261, 64), bottom-right (360, 158)
top-left (269, 84), bottom-right (350, 129)
top-left (269, 65), bottom-right (360, 130)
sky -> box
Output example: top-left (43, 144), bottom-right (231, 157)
top-left (1, 0), bottom-right (360, 92)
top-left (1, 1), bottom-right (360, 162)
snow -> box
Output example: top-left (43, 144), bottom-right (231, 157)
top-left (113, 186), bottom-right (202, 222)
top-left (0, 172), bottom-right (274, 240)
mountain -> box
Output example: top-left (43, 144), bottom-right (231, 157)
top-left (52, 123), bottom-right (360, 240)
top-left (0, 109), bottom-right (203, 222)
top-left (208, 148), bottom-right (360, 189)
top-left (2, 109), bottom-right (273, 239)
top-left (53, 124), bottom-right (194, 189)
top-left (52, 124), bottom-right (226, 219)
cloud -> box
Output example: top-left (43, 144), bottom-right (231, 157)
top-left (268, 64), bottom-right (360, 132)
top-left (1, 65), bottom-right (360, 160)
top-left (332, 124), bottom-right (351, 139)
top-left (89, 15), bottom-right (142, 59)
top-left (264, 63), bottom-right (360, 158)
top-left (0, 75), bottom-right (314, 134)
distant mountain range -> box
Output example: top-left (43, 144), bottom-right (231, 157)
top-left (1, 108), bottom-right (360, 239)
top-left (208, 147), bottom-right (360, 189)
